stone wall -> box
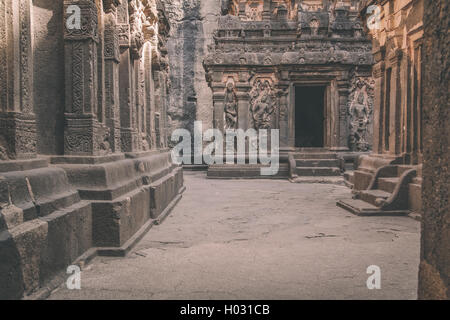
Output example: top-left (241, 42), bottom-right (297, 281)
top-left (164, 0), bottom-right (221, 139)
top-left (33, 0), bottom-right (66, 155)
top-left (418, 0), bottom-right (449, 300)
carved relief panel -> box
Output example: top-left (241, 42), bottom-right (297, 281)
top-left (244, 0), bottom-right (264, 21)
top-left (347, 75), bottom-right (375, 151)
top-left (249, 78), bottom-right (277, 130)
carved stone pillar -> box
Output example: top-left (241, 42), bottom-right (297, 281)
top-left (63, 0), bottom-right (110, 156)
top-left (103, 0), bottom-right (121, 153)
top-left (0, 0), bottom-right (36, 160)
top-left (277, 86), bottom-right (290, 148)
top-left (372, 61), bottom-right (385, 154)
top-left (117, 0), bottom-right (138, 152)
top-left (388, 49), bottom-right (403, 155)
top-left (213, 91), bottom-right (225, 134)
top-left (143, 44), bottom-right (153, 149)
top-left (236, 83), bottom-right (251, 132)
top-left (337, 79), bottom-right (350, 151)
top-left (262, 0), bottom-right (271, 20)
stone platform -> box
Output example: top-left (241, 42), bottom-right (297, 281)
top-left (0, 151), bottom-right (184, 299)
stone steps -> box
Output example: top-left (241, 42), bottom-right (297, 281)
top-left (396, 165), bottom-right (416, 176)
top-left (359, 189), bottom-right (391, 206)
top-left (295, 167), bottom-right (341, 176)
top-left (378, 177), bottom-right (399, 193)
top-left (336, 198), bottom-right (410, 216)
top-left (293, 152), bottom-right (338, 160)
top-left (295, 159), bottom-right (340, 167)
top-left (291, 151), bottom-right (342, 178)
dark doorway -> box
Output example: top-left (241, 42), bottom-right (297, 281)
top-left (295, 86), bottom-right (325, 148)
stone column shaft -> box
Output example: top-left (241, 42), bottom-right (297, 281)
top-left (372, 61), bottom-right (385, 154)
top-left (117, 0), bottom-right (138, 152)
top-left (0, 0), bottom-right (36, 160)
top-left (103, 0), bottom-right (121, 153)
top-left (63, 0), bottom-right (109, 156)
top-left (336, 80), bottom-right (350, 150)
top-left (388, 49), bottom-right (403, 155)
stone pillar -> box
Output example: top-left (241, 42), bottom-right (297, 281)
top-left (63, 0), bottom-right (110, 156)
top-left (387, 49), bottom-right (403, 156)
top-left (103, 0), bottom-right (121, 153)
top-left (263, 0), bottom-right (271, 20)
top-left (336, 79), bottom-right (350, 150)
top-left (143, 43), bottom-right (153, 149)
top-left (96, 0), bottom-right (106, 124)
top-left (412, 41), bottom-right (423, 164)
top-left (117, 0), bottom-right (138, 152)
top-left (277, 86), bottom-right (290, 148)
top-left (134, 55), bottom-right (145, 150)
top-left (372, 61), bottom-right (385, 154)
top-left (0, 0), bottom-right (36, 160)
top-left (238, 1), bottom-right (246, 19)
top-left (151, 69), bottom-right (162, 148)
top-left (236, 84), bottom-right (251, 132)
top-left (213, 91), bottom-right (225, 134)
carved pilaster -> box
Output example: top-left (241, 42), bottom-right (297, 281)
top-left (0, 0), bottom-right (36, 160)
top-left (103, 0), bottom-right (121, 153)
top-left (64, 0), bottom-right (110, 156)
top-left (276, 86), bottom-right (290, 148)
top-left (117, 0), bottom-right (138, 152)
top-left (337, 80), bottom-right (350, 150)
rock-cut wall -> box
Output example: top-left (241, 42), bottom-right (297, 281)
top-left (164, 0), bottom-right (221, 140)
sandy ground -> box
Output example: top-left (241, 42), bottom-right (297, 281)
top-left (49, 172), bottom-right (420, 300)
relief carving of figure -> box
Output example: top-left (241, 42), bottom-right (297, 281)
top-left (348, 77), bottom-right (374, 151)
top-left (310, 19), bottom-right (320, 36)
top-left (224, 80), bottom-right (238, 130)
top-left (245, 1), bottom-right (263, 21)
top-left (129, 0), bottom-right (146, 58)
top-left (250, 79), bottom-right (275, 130)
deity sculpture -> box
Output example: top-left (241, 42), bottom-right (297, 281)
top-left (250, 80), bottom-right (275, 130)
top-left (349, 79), bottom-right (373, 151)
top-left (224, 81), bottom-right (238, 130)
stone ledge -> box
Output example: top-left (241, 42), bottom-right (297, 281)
top-left (50, 154), bottom-right (125, 165)
top-left (0, 158), bottom-right (48, 173)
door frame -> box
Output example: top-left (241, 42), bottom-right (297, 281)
top-left (290, 81), bottom-right (333, 149)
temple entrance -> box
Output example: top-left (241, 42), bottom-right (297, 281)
top-left (295, 86), bottom-right (326, 148)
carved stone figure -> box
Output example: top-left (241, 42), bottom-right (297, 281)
top-left (224, 81), bottom-right (238, 129)
top-left (245, 1), bottom-right (263, 21)
top-left (348, 77), bottom-right (374, 151)
top-left (250, 80), bottom-right (275, 130)
top-left (129, 0), bottom-right (146, 59)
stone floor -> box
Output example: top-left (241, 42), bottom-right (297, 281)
top-left (48, 172), bottom-right (420, 300)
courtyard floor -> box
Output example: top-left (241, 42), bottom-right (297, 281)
top-left (48, 172), bottom-right (420, 300)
